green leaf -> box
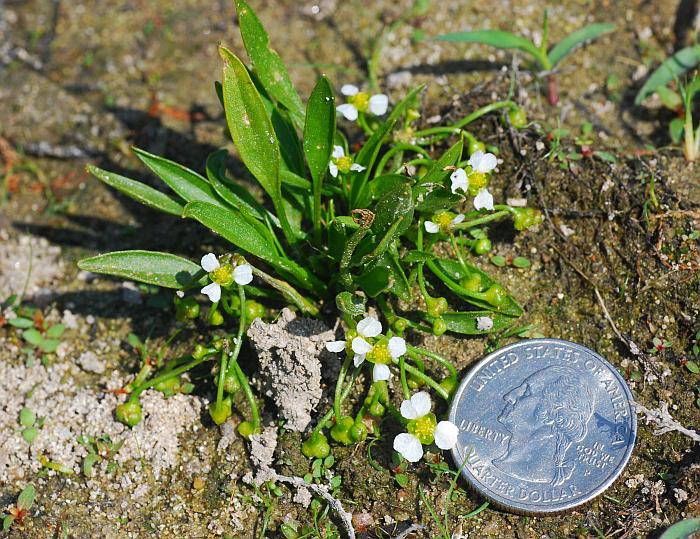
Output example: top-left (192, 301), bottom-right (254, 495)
top-left (372, 184), bottom-right (414, 240)
top-left (219, 46), bottom-right (295, 242)
top-left (17, 484), bottom-right (36, 511)
top-left (45, 324), bottom-right (65, 339)
top-left (8, 317), bottom-right (33, 329)
top-left (304, 76), bottom-right (336, 234)
top-left (657, 85), bottom-right (682, 110)
top-left (272, 108), bottom-right (305, 175)
top-left (395, 473), bottom-right (409, 487)
top-left (86, 165), bottom-right (184, 216)
top-left (635, 45), bottom-right (700, 105)
top-left (414, 140), bottom-right (463, 202)
top-left (669, 118), bottom-right (685, 144)
top-left (686, 361), bottom-right (699, 374)
top-left (370, 174), bottom-right (410, 200)
top-left (403, 250), bottom-right (435, 263)
top-left (131, 148), bottom-right (223, 207)
top-left (435, 30), bottom-right (543, 63)
top-left (182, 201), bottom-right (278, 263)
top-left (547, 23), bottom-right (615, 67)
top-left (491, 255), bottom-right (506, 267)
top-left (19, 407), bottom-right (36, 428)
top-left (83, 453), bottom-right (99, 477)
top-left (234, 0), bottom-right (306, 129)
top-left (78, 251), bottom-right (205, 289)
top-left (512, 256), bottom-right (531, 268)
top-left (422, 311), bottom-right (515, 335)
top-left (3, 514), bottom-right (15, 531)
top-left (335, 292), bottom-right (366, 318)
top-left (659, 518), bottom-right (700, 539)
top-left (351, 85), bottom-right (425, 208)
top-left (22, 328), bottom-right (43, 347)
top-left (205, 150), bottom-right (266, 220)
top-left (39, 339), bottom-right (60, 353)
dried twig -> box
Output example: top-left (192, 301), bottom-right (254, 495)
top-left (391, 523), bottom-right (425, 539)
top-left (273, 473), bottom-right (356, 539)
top-left (633, 400), bottom-right (700, 442)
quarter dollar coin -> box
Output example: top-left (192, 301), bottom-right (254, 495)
top-left (448, 338), bottom-right (636, 515)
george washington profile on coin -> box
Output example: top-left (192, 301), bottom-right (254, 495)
top-left (492, 365), bottom-right (596, 486)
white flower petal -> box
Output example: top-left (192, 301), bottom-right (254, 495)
top-left (388, 336), bottom-right (406, 358)
top-left (349, 163), bottom-right (366, 172)
top-left (473, 188), bottom-right (494, 211)
top-left (357, 316), bottom-right (382, 338)
top-left (424, 220), bottom-right (440, 233)
top-left (201, 282), bottom-right (221, 303)
top-left (411, 391), bottom-right (432, 417)
top-left (450, 168), bottom-right (469, 194)
top-left (329, 162), bottom-right (339, 177)
top-left (469, 151), bottom-right (498, 173)
top-left (325, 340), bottom-right (346, 353)
top-left (233, 264), bottom-right (253, 285)
top-left (451, 214), bottom-right (465, 225)
top-left (201, 253), bottom-right (220, 272)
top-left (368, 94), bottom-right (389, 116)
top-left (353, 353), bottom-right (366, 367)
top-left (352, 337), bottom-right (372, 355)
top-left (336, 103), bottom-right (358, 121)
top-left (372, 363), bottom-right (391, 381)
top-left (393, 433), bottom-right (424, 463)
top-left (434, 421), bottom-right (459, 450)
top-left (476, 316), bottom-right (493, 331)
top-left (341, 84), bottom-right (359, 96)
top-left (332, 145), bottom-right (345, 159)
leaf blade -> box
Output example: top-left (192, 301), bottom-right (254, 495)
top-left (635, 45), bottom-right (700, 105)
top-left (434, 30), bottom-right (542, 60)
top-left (78, 251), bottom-right (205, 289)
top-left (547, 23), bottom-right (615, 67)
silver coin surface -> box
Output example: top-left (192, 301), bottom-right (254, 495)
top-left (449, 338), bottom-right (636, 515)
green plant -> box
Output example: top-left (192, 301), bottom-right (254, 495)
top-left (2, 484), bottom-right (36, 531)
top-left (435, 10), bottom-right (614, 105)
top-left (635, 44), bottom-right (700, 105)
top-left (7, 307), bottom-right (65, 365)
top-left (77, 434), bottom-right (124, 476)
top-left (76, 0), bottom-right (541, 459)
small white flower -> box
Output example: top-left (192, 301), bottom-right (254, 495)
top-left (325, 340), bottom-right (346, 353)
top-left (329, 145), bottom-right (366, 177)
top-left (393, 432), bottom-right (424, 463)
top-left (476, 316), bottom-right (494, 331)
top-left (450, 168), bottom-right (469, 194)
top-left (233, 264), bottom-right (253, 285)
top-left (468, 151), bottom-right (497, 173)
top-left (393, 391), bottom-right (459, 462)
top-left (372, 363), bottom-right (391, 381)
top-left (388, 336), bottom-right (406, 358)
top-left (424, 213), bottom-right (465, 234)
top-left (473, 188), bottom-right (494, 211)
top-left (201, 282), bottom-right (221, 303)
top-left (350, 163), bottom-right (366, 172)
top-left (337, 84), bottom-right (389, 121)
top-left (201, 253), bottom-right (220, 272)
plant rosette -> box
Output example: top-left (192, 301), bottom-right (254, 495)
top-left (393, 391), bottom-right (458, 463)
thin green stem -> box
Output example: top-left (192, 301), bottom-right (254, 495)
top-left (399, 355), bottom-right (410, 400)
top-left (449, 232), bottom-right (469, 275)
top-left (334, 354), bottom-right (353, 419)
top-left (413, 101), bottom-right (515, 139)
top-left (129, 355), bottom-right (210, 402)
top-left (375, 143), bottom-right (431, 176)
top-left (229, 285), bottom-right (259, 429)
top-left (216, 349), bottom-right (228, 405)
top-left (402, 362), bottom-right (449, 400)
top-left (407, 346), bottom-right (457, 380)
top-left (452, 209), bottom-right (511, 230)
top-left (313, 367), bottom-right (359, 435)
top-left (357, 112), bottom-right (373, 136)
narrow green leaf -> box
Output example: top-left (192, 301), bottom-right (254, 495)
top-left (635, 45), bottom-right (700, 105)
top-left (17, 484), bottom-right (36, 511)
top-left (45, 324), bottom-right (65, 339)
top-left (8, 317), bottom-right (34, 329)
top-left (78, 251), bottom-right (205, 289)
top-left (234, 0), bottom-right (306, 129)
top-left (659, 518), bottom-right (700, 539)
top-left (132, 147), bottom-right (223, 207)
top-left (351, 85), bottom-right (424, 208)
top-left (219, 46), bottom-right (295, 243)
top-left (414, 140), bottom-right (463, 194)
top-left (421, 311), bottom-right (515, 334)
top-left (435, 30), bottom-right (542, 63)
top-left (547, 23), bottom-right (615, 67)
top-left (205, 150), bottom-right (266, 220)
top-left (371, 184), bottom-right (414, 240)
top-left (39, 339), bottom-right (60, 353)
top-left (304, 76), bottom-right (336, 236)
top-left (273, 108), bottom-right (306, 175)
top-left (87, 165), bottom-right (184, 216)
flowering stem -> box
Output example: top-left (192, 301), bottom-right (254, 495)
top-left (375, 143), bottom-right (431, 176)
top-left (128, 355), bottom-right (210, 403)
top-left (407, 346), bottom-right (457, 381)
top-left (216, 349), bottom-right (228, 406)
top-left (449, 232), bottom-right (469, 275)
top-left (452, 209), bottom-right (511, 230)
top-left (334, 354), bottom-right (354, 419)
top-left (250, 266), bottom-right (318, 316)
top-left (402, 362), bottom-right (449, 400)
top-left (313, 367), bottom-right (359, 435)
top-left (357, 112), bottom-right (373, 136)
top-left (413, 101), bottom-right (515, 139)
top-left (228, 285), bottom-right (259, 429)
top-left (399, 355), bottom-right (410, 400)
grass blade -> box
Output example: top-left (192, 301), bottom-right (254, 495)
top-left (547, 23), bottom-right (615, 67)
top-left (635, 45), bottom-right (700, 105)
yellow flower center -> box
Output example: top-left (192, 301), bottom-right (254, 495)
top-left (334, 155), bottom-right (354, 173)
top-left (210, 264), bottom-right (234, 286)
top-left (467, 171), bottom-right (488, 195)
top-left (367, 342), bottom-right (391, 364)
top-left (433, 211), bottom-right (456, 234)
top-left (408, 413), bottom-right (437, 445)
top-left (348, 92), bottom-right (370, 112)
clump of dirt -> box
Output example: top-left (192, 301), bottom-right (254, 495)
top-left (247, 308), bottom-right (337, 432)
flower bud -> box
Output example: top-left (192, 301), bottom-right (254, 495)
top-left (175, 296), bottom-right (200, 321)
top-left (368, 401), bottom-right (385, 417)
top-left (481, 284), bottom-right (508, 308)
top-left (192, 344), bottom-right (213, 359)
top-left (208, 398), bottom-right (232, 425)
top-left (460, 273), bottom-right (483, 292)
top-left (439, 377), bottom-right (457, 396)
top-left (426, 296), bottom-right (448, 317)
top-left (116, 401), bottom-right (143, 427)
top-left (330, 416), bottom-right (355, 445)
top-left (468, 138), bottom-right (486, 156)
top-left (392, 317), bottom-right (408, 333)
top-left (473, 237), bottom-right (492, 255)
top-left (349, 422), bottom-right (368, 443)
top-left (237, 420), bottom-right (259, 439)
top-left (154, 377), bottom-right (180, 397)
top-left (302, 432), bottom-right (331, 459)
top-left (208, 308), bottom-right (224, 326)
top-left (244, 300), bottom-right (265, 322)
top-left (221, 371), bottom-right (241, 394)
top-left (512, 207), bottom-right (544, 231)
top-left (508, 107), bottom-right (528, 128)
top-left (432, 318), bottom-right (448, 336)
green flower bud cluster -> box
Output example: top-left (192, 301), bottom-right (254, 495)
top-left (512, 207), bottom-right (544, 230)
top-left (330, 416), bottom-right (367, 445)
top-left (302, 432), bottom-right (331, 459)
top-left (364, 380), bottom-right (390, 417)
top-left (208, 397), bottom-right (232, 426)
top-left (174, 296), bottom-right (200, 321)
top-left (116, 401), bottom-right (143, 427)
